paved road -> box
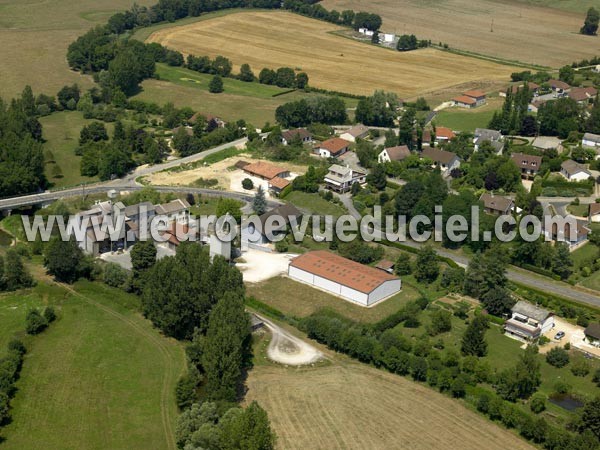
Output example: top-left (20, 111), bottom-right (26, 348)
top-left (338, 192), bottom-right (600, 308)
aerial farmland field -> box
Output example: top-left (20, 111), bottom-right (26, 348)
top-left (146, 10), bottom-right (518, 98)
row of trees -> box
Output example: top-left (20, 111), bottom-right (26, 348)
top-left (0, 250), bottom-right (34, 293)
top-left (282, 0), bottom-right (382, 31)
top-left (0, 339), bottom-right (26, 433)
top-left (355, 90), bottom-right (399, 127)
top-left (275, 96), bottom-right (348, 128)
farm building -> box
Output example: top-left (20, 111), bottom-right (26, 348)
top-left (453, 90), bottom-right (486, 108)
top-left (281, 128), bottom-right (313, 146)
top-left (504, 301), bottom-right (554, 342)
top-left (560, 160), bottom-right (592, 182)
top-left (155, 198), bottom-right (191, 224)
top-left (379, 33), bottom-right (396, 43)
top-left (511, 153), bottom-right (542, 179)
top-left (420, 148), bottom-right (460, 172)
top-left (243, 161), bottom-right (290, 180)
top-left (288, 251), bottom-right (402, 307)
top-left (340, 124), bottom-right (369, 142)
top-left (316, 137), bottom-right (351, 158)
top-left (324, 164), bottom-right (367, 193)
top-left (479, 193), bottom-right (514, 215)
top-left (378, 145), bottom-right (411, 163)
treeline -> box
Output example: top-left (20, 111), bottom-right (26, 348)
top-left (283, 0), bottom-right (382, 31)
top-left (396, 34), bottom-right (430, 52)
top-left (275, 96), bottom-right (347, 127)
top-left (0, 88), bottom-right (46, 198)
top-left (171, 116), bottom-right (247, 157)
top-left (0, 249), bottom-right (35, 293)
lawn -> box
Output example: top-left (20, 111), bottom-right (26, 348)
top-left (434, 98), bottom-right (502, 132)
top-left (146, 10), bottom-right (517, 97)
top-left (284, 191), bottom-right (348, 217)
top-left (0, 280), bottom-right (185, 450)
top-left (246, 276), bottom-right (420, 323)
top-left (571, 242), bottom-right (599, 269)
top-left (40, 111), bottom-right (113, 188)
top-left (566, 203), bottom-right (589, 217)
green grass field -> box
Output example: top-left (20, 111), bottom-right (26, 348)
top-left (284, 191), bottom-right (348, 217)
top-left (434, 106), bottom-right (499, 132)
top-left (40, 111), bottom-right (113, 188)
top-left (0, 280), bottom-right (185, 450)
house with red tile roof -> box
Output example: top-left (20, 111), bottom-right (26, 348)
top-left (315, 137), bottom-right (351, 158)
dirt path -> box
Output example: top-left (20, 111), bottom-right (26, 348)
top-left (257, 314), bottom-right (324, 366)
top-left (60, 284), bottom-right (180, 450)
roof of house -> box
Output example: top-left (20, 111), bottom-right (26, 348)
top-left (464, 89), bottom-right (486, 98)
top-left (319, 137), bottom-right (351, 153)
top-left (549, 79), bottom-right (570, 90)
top-left (475, 128), bottom-right (502, 141)
top-left (282, 128), bottom-right (312, 142)
top-left (155, 198), bottom-right (191, 216)
top-left (453, 95), bottom-right (477, 105)
top-left (189, 112), bottom-right (224, 124)
top-left (268, 176), bottom-right (291, 190)
top-left (584, 323), bottom-right (600, 340)
top-left (256, 204), bottom-right (302, 231)
top-left (561, 159), bottom-right (591, 177)
top-left (511, 300), bottom-right (552, 322)
top-left (435, 126), bottom-right (456, 140)
top-left (479, 193), bottom-right (514, 213)
top-left (421, 147), bottom-right (458, 165)
top-left (583, 132), bottom-right (600, 144)
top-left (382, 145), bottom-right (411, 161)
top-left (375, 260), bottom-right (395, 271)
top-left (510, 152), bottom-right (542, 169)
top-left (123, 201), bottom-right (155, 217)
top-left (243, 161), bottom-right (289, 179)
top-left (289, 251), bottom-right (399, 294)
top-left (569, 87), bottom-right (598, 102)
top-left (590, 203), bottom-right (600, 217)
top-left (325, 164), bottom-right (365, 183)
top-left (341, 124), bottom-right (369, 138)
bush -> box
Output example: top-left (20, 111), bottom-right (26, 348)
top-left (43, 306), bottom-right (56, 323)
top-left (25, 309), bottom-right (48, 335)
top-left (593, 368), bottom-right (600, 386)
top-left (241, 178), bottom-right (254, 190)
top-left (530, 394), bottom-right (546, 413)
top-left (570, 358), bottom-right (591, 377)
top-left (103, 262), bottom-right (128, 288)
top-left (7, 339), bottom-right (26, 356)
top-left (553, 380), bottom-right (571, 394)
top-left (545, 347), bottom-right (570, 368)
top-left (175, 372), bottom-right (200, 410)
top-left (538, 335), bottom-right (550, 345)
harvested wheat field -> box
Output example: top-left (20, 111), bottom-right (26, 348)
top-left (322, 0), bottom-right (600, 68)
top-left (146, 11), bottom-right (517, 97)
top-left (245, 361), bottom-right (534, 450)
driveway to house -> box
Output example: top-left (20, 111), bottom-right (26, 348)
top-left (541, 318), bottom-right (600, 359)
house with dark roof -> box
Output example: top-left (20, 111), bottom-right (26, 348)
top-left (479, 193), bottom-right (514, 215)
top-left (281, 128), bottom-right (313, 146)
top-left (420, 148), bottom-right (460, 172)
top-left (288, 251), bottom-right (402, 306)
top-left (560, 160), bottom-right (592, 182)
top-left (511, 153), bottom-right (542, 179)
top-left (340, 124), bottom-right (369, 142)
top-left (583, 132), bottom-right (600, 151)
top-left (324, 164), bottom-right (367, 193)
top-left (584, 323), bottom-right (600, 346)
top-left (155, 198), bottom-right (191, 224)
top-left (504, 300), bottom-right (554, 342)
top-left (474, 128), bottom-right (504, 154)
top-left (569, 87), bottom-right (598, 105)
top-left (316, 138), bottom-right (351, 158)
top-left (241, 204), bottom-right (303, 248)
top-left (378, 145), bottom-right (411, 163)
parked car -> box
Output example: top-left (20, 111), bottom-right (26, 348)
top-left (554, 331), bottom-right (565, 340)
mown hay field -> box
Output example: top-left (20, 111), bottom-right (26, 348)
top-left (146, 11), bottom-right (518, 97)
top-left (321, 0), bottom-right (600, 68)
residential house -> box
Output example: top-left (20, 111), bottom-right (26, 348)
top-left (560, 160), bottom-right (592, 182)
top-left (316, 137), bottom-right (351, 158)
top-left (434, 126), bottom-right (456, 143)
top-left (155, 198), bottom-right (191, 224)
top-left (548, 79), bottom-right (570, 95)
top-left (242, 204), bottom-right (303, 247)
top-left (590, 203), bottom-right (600, 223)
top-left (504, 300), bottom-right (554, 342)
top-left (378, 145), bottom-right (411, 163)
top-left (474, 128), bottom-right (504, 154)
top-left (379, 33), bottom-right (396, 43)
top-left (324, 164), bottom-right (367, 193)
top-left (543, 220), bottom-right (590, 249)
top-left (511, 153), bottom-right (542, 179)
top-left (243, 161), bottom-right (290, 180)
top-left (582, 132), bottom-right (600, 150)
top-left (420, 148), bottom-right (460, 173)
top-left (281, 128), bottom-right (313, 146)
top-left (340, 124), bottom-right (369, 143)
top-left (268, 176), bottom-right (291, 196)
top-left (479, 193), bottom-right (514, 215)
top-left (358, 27), bottom-right (374, 37)
top-left (568, 87), bottom-right (598, 105)
top-left (189, 112), bottom-right (227, 128)
top-left (584, 323), bottom-right (600, 346)
top-left (288, 251), bottom-right (402, 307)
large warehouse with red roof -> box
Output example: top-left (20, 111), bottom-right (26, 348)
top-left (287, 251), bottom-right (402, 307)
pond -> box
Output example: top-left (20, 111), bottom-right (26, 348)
top-left (0, 229), bottom-right (12, 247)
top-left (549, 394), bottom-right (584, 411)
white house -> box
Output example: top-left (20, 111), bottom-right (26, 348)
top-left (378, 145), bottom-right (411, 163)
top-left (315, 137), bottom-right (351, 158)
top-left (560, 159), bottom-right (592, 182)
top-left (340, 124), bottom-right (369, 143)
top-left (583, 132), bottom-right (600, 150)
top-left (504, 301), bottom-right (554, 342)
top-left (288, 251), bottom-right (401, 307)
top-left (324, 164), bottom-right (367, 193)
top-left (379, 33), bottom-right (396, 43)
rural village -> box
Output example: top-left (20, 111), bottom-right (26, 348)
top-left (1, 0), bottom-right (600, 449)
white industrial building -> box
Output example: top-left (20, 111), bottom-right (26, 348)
top-left (288, 251), bottom-right (401, 307)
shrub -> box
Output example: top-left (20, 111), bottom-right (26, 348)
top-left (570, 359), bottom-right (591, 377)
top-left (530, 394), bottom-right (546, 413)
top-left (451, 375), bottom-right (467, 398)
top-left (593, 368), bottom-right (600, 386)
top-left (545, 347), bottom-right (570, 368)
top-left (241, 178), bottom-right (254, 190)
top-left (7, 339), bottom-right (26, 356)
top-left (553, 380), bottom-right (571, 394)
top-left (43, 306), bottom-right (56, 323)
top-left (103, 262), bottom-right (128, 288)
top-left (25, 309), bottom-right (48, 335)
top-left (538, 336), bottom-right (550, 345)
